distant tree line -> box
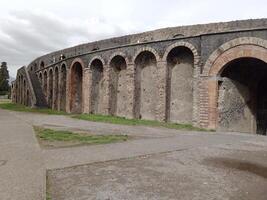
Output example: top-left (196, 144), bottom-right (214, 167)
top-left (0, 62), bottom-right (10, 95)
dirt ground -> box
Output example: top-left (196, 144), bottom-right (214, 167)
top-left (47, 142), bottom-right (267, 200)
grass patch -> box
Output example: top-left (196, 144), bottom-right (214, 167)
top-left (34, 126), bottom-right (128, 145)
top-left (73, 114), bottom-right (210, 132)
top-left (0, 102), bottom-right (211, 132)
top-left (0, 98), bottom-right (11, 104)
top-left (0, 103), bottom-right (67, 115)
top-left (46, 191), bottom-right (51, 200)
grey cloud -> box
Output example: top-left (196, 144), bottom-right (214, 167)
top-left (0, 11), bottom-right (128, 77)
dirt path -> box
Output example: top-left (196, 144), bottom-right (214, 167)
top-left (1, 109), bottom-right (267, 200)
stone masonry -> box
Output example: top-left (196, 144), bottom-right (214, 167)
top-left (12, 18), bottom-right (267, 134)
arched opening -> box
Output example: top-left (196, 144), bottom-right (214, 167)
top-left (217, 58), bottom-right (267, 135)
top-left (43, 71), bottom-right (48, 98)
top-left (70, 62), bottom-right (83, 113)
top-left (18, 76), bottom-right (22, 104)
top-left (15, 83), bottom-right (18, 103)
top-left (39, 73), bottom-right (43, 87)
top-left (60, 65), bottom-right (67, 111)
top-left (23, 79), bottom-right (26, 105)
top-left (134, 51), bottom-right (158, 120)
top-left (26, 90), bottom-right (30, 106)
top-left (48, 69), bottom-right (53, 108)
top-left (34, 63), bottom-right (37, 71)
top-left (53, 67), bottom-right (59, 110)
top-left (40, 61), bottom-right (45, 69)
top-left (109, 55), bottom-right (127, 116)
top-left (166, 47), bottom-right (194, 123)
top-left (90, 59), bottom-right (104, 114)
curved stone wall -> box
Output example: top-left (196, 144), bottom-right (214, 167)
top-left (12, 19), bottom-right (267, 133)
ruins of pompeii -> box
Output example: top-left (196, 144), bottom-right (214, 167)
top-left (12, 18), bottom-right (267, 135)
top-left (3, 18), bottom-right (267, 200)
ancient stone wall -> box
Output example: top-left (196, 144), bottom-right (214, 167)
top-left (12, 19), bottom-right (267, 134)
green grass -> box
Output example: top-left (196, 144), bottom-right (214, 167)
top-left (0, 103), bottom-right (67, 115)
top-left (73, 114), bottom-right (210, 131)
top-left (34, 127), bottom-right (128, 145)
top-left (46, 191), bottom-right (51, 200)
top-left (0, 99), bottom-right (11, 104)
top-left (0, 102), bottom-right (211, 132)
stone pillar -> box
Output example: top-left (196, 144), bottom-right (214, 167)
top-left (46, 74), bottom-right (50, 107)
top-left (192, 57), bottom-right (201, 126)
top-left (22, 79), bottom-right (25, 105)
top-left (101, 66), bottom-right (111, 115)
top-left (66, 68), bottom-right (71, 113)
top-left (82, 68), bottom-right (90, 114)
top-left (58, 71), bottom-right (62, 111)
top-left (87, 69), bottom-right (93, 113)
top-left (125, 62), bottom-right (135, 119)
top-left (52, 72), bottom-right (56, 110)
top-left (156, 61), bottom-right (167, 122)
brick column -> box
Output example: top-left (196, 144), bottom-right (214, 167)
top-left (192, 58), bottom-right (201, 126)
top-left (57, 71), bottom-right (62, 111)
top-left (66, 68), bottom-right (71, 113)
top-left (82, 68), bottom-right (90, 113)
top-left (52, 72), bottom-right (56, 110)
top-left (47, 74), bottom-right (51, 108)
top-left (156, 61), bottom-right (167, 122)
top-left (101, 66), bottom-right (111, 115)
top-left (199, 76), bottom-right (218, 130)
top-left (207, 78), bottom-right (218, 129)
top-left (125, 62), bottom-right (135, 119)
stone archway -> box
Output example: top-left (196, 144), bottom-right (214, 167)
top-left (48, 69), bottom-right (53, 108)
top-left (203, 38), bottom-right (267, 133)
top-left (89, 59), bottom-right (104, 114)
top-left (109, 55), bottom-right (128, 116)
top-left (70, 62), bottom-right (83, 113)
top-left (38, 73), bottom-right (43, 87)
top-left (43, 71), bottom-right (48, 99)
top-left (60, 64), bottom-right (67, 111)
top-left (165, 46), bottom-right (194, 124)
top-left (53, 67), bottom-right (59, 110)
top-left (134, 50), bottom-right (158, 120)
top-left (217, 58), bottom-right (267, 133)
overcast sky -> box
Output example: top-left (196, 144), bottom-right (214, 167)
top-left (0, 0), bottom-right (266, 77)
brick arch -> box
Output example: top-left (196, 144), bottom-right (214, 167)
top-left (202, 37), bottom-right (267, 129)
top-left (53, 65), bottom-right (60, 110)
top-left (69, 58), bottom-right (84, 113)
top-left (163, 41), bottom-right (200, 66)
top-left (108, 52), bottom-right (129, 66)
top-left (39, 61), bottom-right (45, 69)
top-left (203, 37), bottom-right (267, 76)
top-left (70, 58), bottom-right (86, 70)
top-left (59, 61), bottom-right (68, 71)
top-left (132, 47), bottom-right (160, 63)
top-left (43, 69), bottom-right (48, 75)
top-left (88, 56), bottom-right (105, 68)
top-left (59, 62), bottom-right (67, 112)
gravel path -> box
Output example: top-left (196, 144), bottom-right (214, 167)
top-left (1, 109), bottom-right (267, 200)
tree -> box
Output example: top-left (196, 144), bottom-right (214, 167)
top-left (0, 62), bottom-right (10, 92)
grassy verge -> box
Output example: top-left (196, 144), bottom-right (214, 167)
top-left (34, 126), bottom-right (128, 146)
top-left (0, 102), bottom-right (212, 132)
top-left (73, 114), bottom-right (210, 131)
top-left (0, 99), bottom-right (11, 104)
top-left (46, 191), bottom-right (51, 200)
top-left (0, 103), bottom-right (67, 115)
